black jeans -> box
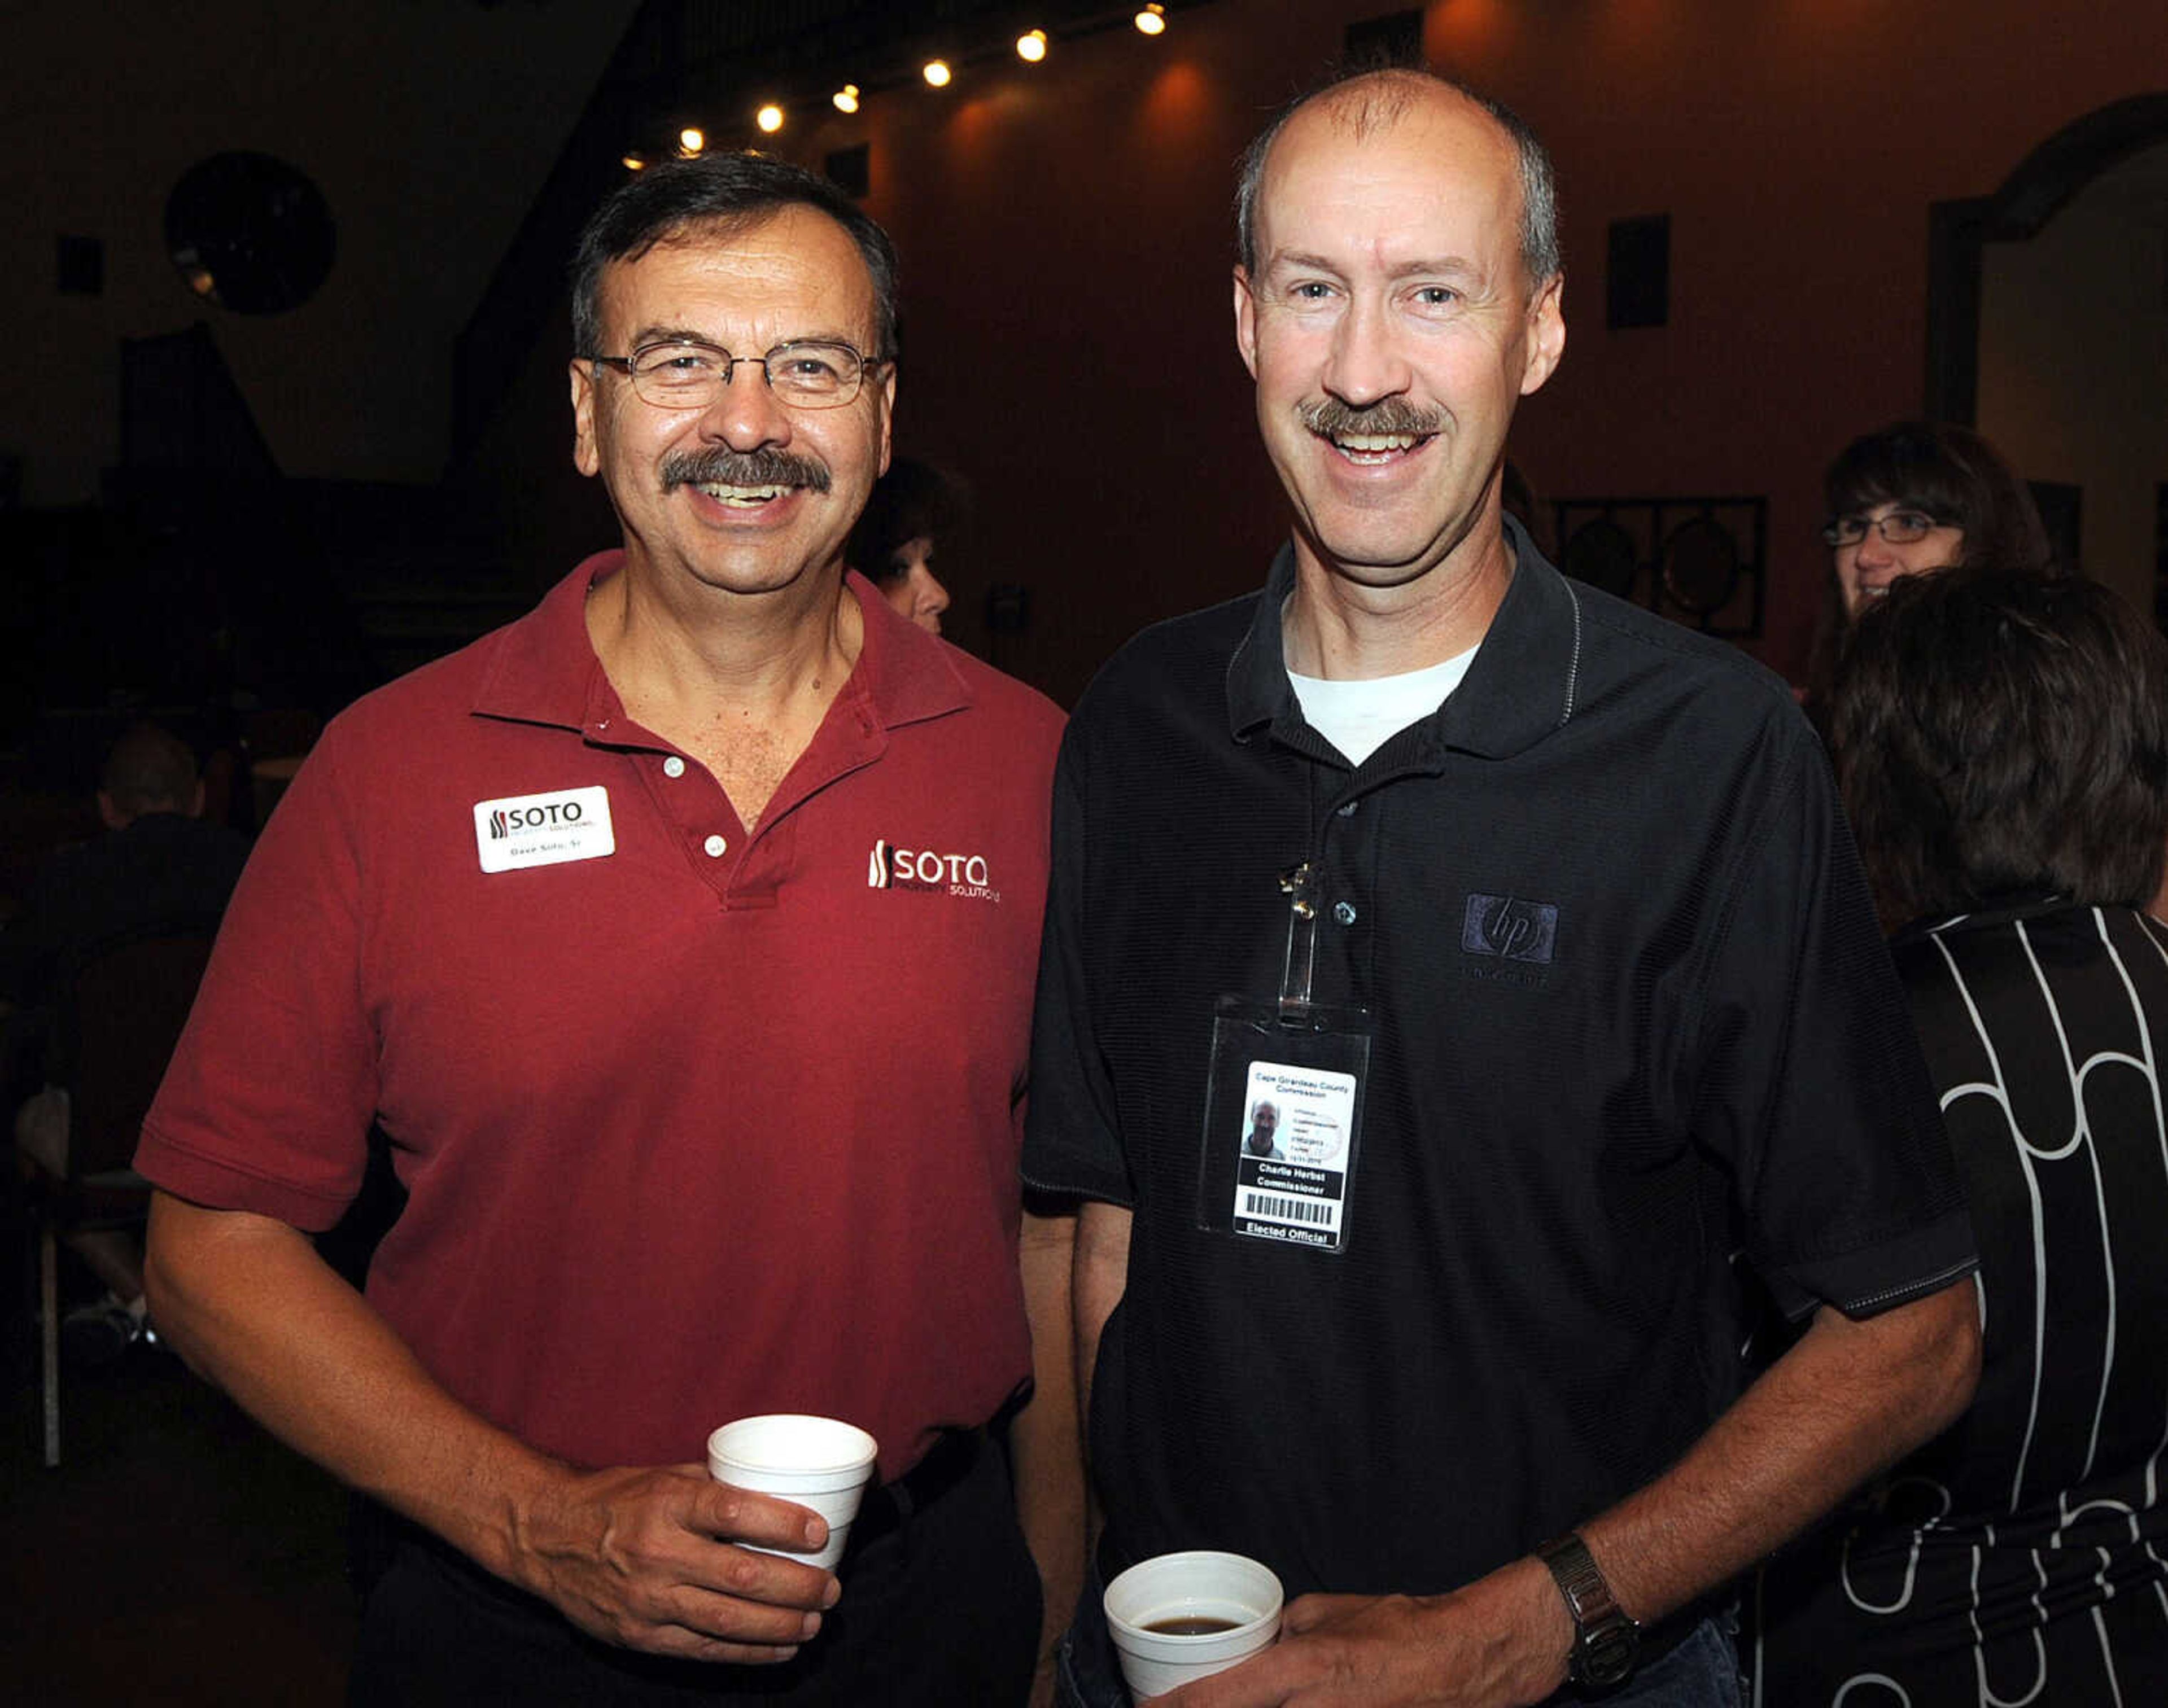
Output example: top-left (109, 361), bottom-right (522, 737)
top-left (349, 1436), bottom-right (1039, 1707)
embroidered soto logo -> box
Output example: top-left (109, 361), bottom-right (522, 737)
top-left (867, 839), bottom-right (1000, 902)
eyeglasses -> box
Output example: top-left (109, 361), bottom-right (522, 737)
top-left (1821, 509), bottom-right (1947, 549)
top-left (586, 339), bottom-right (887, 411)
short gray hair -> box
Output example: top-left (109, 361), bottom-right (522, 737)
top-left (1234, 68), bottom-right (1560, 290)
top-left (570, 152), bottom-right (899, 361)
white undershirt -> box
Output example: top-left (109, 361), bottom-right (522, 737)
top-left (1288, 646), bottom-right (1478, 765)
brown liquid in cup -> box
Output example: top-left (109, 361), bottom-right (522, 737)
top-left (1142, 1615), bottom-right (1242, 1635)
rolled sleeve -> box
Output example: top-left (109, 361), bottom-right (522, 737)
top-left (135, 736), bottom-right (378, 1232)
top-left (1688, 735), bottom-right (1978, 1321)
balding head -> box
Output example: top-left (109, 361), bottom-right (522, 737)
top-left (1235, 69), bottom-right (1559, 293)
top-left (1229, 63), bottom-right (1568, 606)
top-left (98, 722), bottom-right (203, 827)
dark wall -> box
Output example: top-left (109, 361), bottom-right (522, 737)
top-left (10, 0), bottom-right (639, 506)
top-left (698, 0), bottom-right (2162, 699)
top-left (20, 1), bottom-right (2163, 707)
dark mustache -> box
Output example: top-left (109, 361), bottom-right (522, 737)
top-left (1297, 396), bottom-right (1443, 439)
top-left (661, 446), bottom-right (832, 493)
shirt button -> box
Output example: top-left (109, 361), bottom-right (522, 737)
top-left (663, 755), bottom-right (686, 778)
top-left (703, 834), bottom-right (727, 857)
top-left (1333, 901), bottom-right (1358, 926)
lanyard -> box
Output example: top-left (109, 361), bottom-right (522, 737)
top-left (1279, 860), bottom-right (1319, 1013)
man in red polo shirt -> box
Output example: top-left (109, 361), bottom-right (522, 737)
top-left (138, 154), bottom-right (1077, 1706)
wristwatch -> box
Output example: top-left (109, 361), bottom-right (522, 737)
top-left (1535, 1532), bottom-right (1640, 1688)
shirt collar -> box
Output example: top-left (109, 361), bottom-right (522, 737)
top-left (1893, 888), bottom-right (2077, 947)
top-left (470, 553), bottom-right (971, 742)
top-left (1225, 514), bottom-right (1584, 763)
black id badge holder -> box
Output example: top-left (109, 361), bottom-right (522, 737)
top-left (1195, 861), bottom-right (1373, 1252)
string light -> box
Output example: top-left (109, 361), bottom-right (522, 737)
top-left (626, 11), bottom-right (1182, 168)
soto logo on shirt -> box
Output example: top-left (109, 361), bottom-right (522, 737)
top-left (488, 799), bottom-right (588, 838)
top-left (473, 786), bottom-right (615, 874)
top-left (867, 839), bottom-right (999, 903)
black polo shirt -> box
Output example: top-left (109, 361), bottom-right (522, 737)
top-left (1022, 530), bottom-right (1975, 1601)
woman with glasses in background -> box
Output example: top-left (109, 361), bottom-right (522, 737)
top-left (1804, 421), bottom-right (2055, 710)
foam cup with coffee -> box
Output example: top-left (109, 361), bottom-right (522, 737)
top-left (1103, 1549), bottom-right (1283, 1697)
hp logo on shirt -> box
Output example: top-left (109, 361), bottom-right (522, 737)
top-left (1462, 894), bottom-right (1559, 965)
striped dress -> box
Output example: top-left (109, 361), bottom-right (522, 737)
top-left (1755, 899), bottom-right (2168, 1706)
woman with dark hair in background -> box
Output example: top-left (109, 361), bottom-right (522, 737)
top-left (1822, 422), bottom-right (2053, 616)
top-left (1755, 568), bottom-right (2168, 1703)
top-left (850, 457), bottom-right (965, 636)
top-left (1804, 422), bottom-right (2055, 708)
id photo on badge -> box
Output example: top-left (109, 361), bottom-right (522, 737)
top-left (1239, 1096), bottom-right (1287, 1160)
top-left (1239, 1063), bottom-right (1352, 1170)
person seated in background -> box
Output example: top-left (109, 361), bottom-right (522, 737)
top-left (3, 721), bottom-right (250, 1360)
top-left (1755, 567), bottom-right (2168, 1703)
top-left (1804, 421), bottom-right (2053, 709)
top-left (850, 457), bottom-right (964, 636)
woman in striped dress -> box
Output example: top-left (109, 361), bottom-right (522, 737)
top-left (1755, 567), bottom-right (2168, 1705)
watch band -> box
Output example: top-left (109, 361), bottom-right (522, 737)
top-left (1535, 1532), bottom-right (1641, 1688)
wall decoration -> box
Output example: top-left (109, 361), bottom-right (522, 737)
top-left (165, 152), bottom-right (336, 316)
top-left (1553, 497), bottom-right (1766, 638)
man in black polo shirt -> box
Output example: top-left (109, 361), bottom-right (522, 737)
top-left (1022, 69), bottom-right (1981, 1706)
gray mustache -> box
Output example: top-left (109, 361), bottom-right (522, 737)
top-left (662, 446), bottom-right (832, 493)
top-left (1297, 397), bottom-right (1443, 439)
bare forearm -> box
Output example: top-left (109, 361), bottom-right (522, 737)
top-left (147, 1191), bottom-right (843, 1662)
top-left (144, 1192), bottom-right (565, 1582)
top-left (1015, 1206), bottom-right (1087, 1680)
top-left (1072, 1200), bottom-right (1131, 1434)
top-left (1172, 1281), bottom-right (1981, 1706)
top-left (1579, 1281), bottom-right (1981, 1625)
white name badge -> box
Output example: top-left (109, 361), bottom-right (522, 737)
top-left (473, 786), bottom-right (615, 873)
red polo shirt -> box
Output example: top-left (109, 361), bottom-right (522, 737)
top-left (139, 558), bottom-right (1063, 1480)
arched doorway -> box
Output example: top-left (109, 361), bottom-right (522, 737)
top-left (1926, 93), bottom-right (2168, 619)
